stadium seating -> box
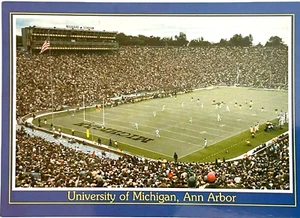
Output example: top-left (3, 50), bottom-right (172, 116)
top-left (15, 127), bottom-right (289, 189)
top-left (15, 46), bottom-right (289, 189)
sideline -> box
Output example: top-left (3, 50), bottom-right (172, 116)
top-left (227, 131), bottom-right (288, 161)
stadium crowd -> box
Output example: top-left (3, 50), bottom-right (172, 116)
top-left (16, 46), bottom-right (288, 117)
top-left (16, 128), bottom-right (289, 189)
top-left (15, 45), bottom-right (289, 189)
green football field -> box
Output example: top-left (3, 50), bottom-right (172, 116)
top-left (36, 87), bottom-right (289, 162)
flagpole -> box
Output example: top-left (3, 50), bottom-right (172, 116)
top-left (102, 98), bottom-right (105, 126)
top-left (49, 30), bottom-right (54, 125)
top-left (83, 95), bottom-right (86, 121)
top-left (50, 65), bottom-right (54, 124)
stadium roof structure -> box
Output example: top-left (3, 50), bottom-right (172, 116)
top-left (25, 25), bottom-right (118, 34)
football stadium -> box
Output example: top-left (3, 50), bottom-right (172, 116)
top-left (15, 25), bottom-right (291, 189)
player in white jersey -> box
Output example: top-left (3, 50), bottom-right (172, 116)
top-left (204, 138), bottom-right (208, 148)
top-left (155, 129), bottom-right (160, 137)
top-left (254, 122), bottom-right (259, 132)
top-left (217, 114), bottom-right (221, 121)
top-left (280, 110), bottom-right (284, 117)
top-left (135, 122), bottom-right (139, 130)
top-left (250, 126), bottom-right (254, 134)
top-left (279, 116), bottom-right (285, 128)
top-left (162, 105), bottom-right (166, 111)
top-left (285, 112), bottom-right (288, 123)
top-left (153, 111), bottom-right (156, 117)
top-left (181, 102), bottom-right (185, 108)
top-left (189, 117), bottom-right (193, 123)
top-left (201, 102), bottom-right (204, 108)
top-left (226, 105), bottom-right (230, 112)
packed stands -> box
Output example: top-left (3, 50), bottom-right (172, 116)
top-left (16, 46), bottom-right (288, 117)
top-left (15, 128), bottom-right (289, 189)
top-left (15, 42), bottom-right (289, 189)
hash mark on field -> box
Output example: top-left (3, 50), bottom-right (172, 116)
top-left (200, 131), bottom-right (207, 134)
top-left (237, 119), bottom-right (242, 121)
top-left (219, 124), bottom-right (225, 127)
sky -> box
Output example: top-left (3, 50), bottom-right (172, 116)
top-left (15, 15), bottom-right (291, 45)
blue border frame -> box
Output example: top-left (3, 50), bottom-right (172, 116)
top-left (2, 2), bottom-right (300, 217)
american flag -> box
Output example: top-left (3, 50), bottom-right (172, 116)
top-left (39, 39), bottom-right (50, 54)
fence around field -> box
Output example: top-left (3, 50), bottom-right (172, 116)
top-left (20, 114), bottom-right (133, 159)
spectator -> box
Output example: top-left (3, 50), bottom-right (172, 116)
top-left (15, 128), bottom-right (289, 189)
top-left (15, 46), bottom-right (289, 189)
top-left (16, 46), bottom-right (287, 117)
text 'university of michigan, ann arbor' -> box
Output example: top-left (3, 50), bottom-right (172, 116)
top-left (67, 191), bottom-right (237, 203)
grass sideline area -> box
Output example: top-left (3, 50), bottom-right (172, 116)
top-left (32, 87), bottom-right (289, 163)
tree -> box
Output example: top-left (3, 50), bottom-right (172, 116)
top-left (256, 42), bottom-right (263, 47)
top-left (130, 36), bottom-right (144, 46)
top-left (148, 35), bottom-right (164, 46)
top-left (189, 37), bottom-right (211, 47)
top-left (242, 34), bottom-right (253, 47)
top-left (216, 38), bottom-right (231, 46)
top-left (174, 32), bottom-right (188, 46)
top-left (229, 34), bottom-right (252, 47)
top-left (162, 37), bottom-right (173, 46)
top-left (265, 36), bottom-right (286, 47)
top-left (137, 34), bottom-right (148, 45)
top-left (116, 33), bottom-right (131, 46)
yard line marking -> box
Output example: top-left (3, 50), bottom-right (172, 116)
top-left (64, 115), bottom-right (203, 153)
top-left (199, 131), bottom-right (267, 162)
top-left (52, 88), bottom-right (287, 160)
top-left (178, 128), bottom-right (267, 160)
top-left (52, 122), bottom-right (174, 158)
top-left (109, 107), bottom-right (241, 133)
top-left (86, 113), bottom-right (217, 141)
top-left (86, 112), bottom-right (223, 139)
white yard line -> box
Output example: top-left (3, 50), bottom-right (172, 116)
top-left (86, 112), bottom-right (224, 139)
top-left (51, 88), bottom-right (288, 159)
top-left (105, 107), bottom-right (240, 134)
top-left (53, 121), bottom-right (174, 158)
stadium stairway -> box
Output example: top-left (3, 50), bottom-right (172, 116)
top-left (17, 125), bottom-right (120, 160)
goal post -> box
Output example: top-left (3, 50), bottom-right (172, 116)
top-left (82, 95), bottom-right (105, 127)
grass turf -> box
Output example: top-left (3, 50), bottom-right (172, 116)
top-left (33, 87), bottom-right (289, 162)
